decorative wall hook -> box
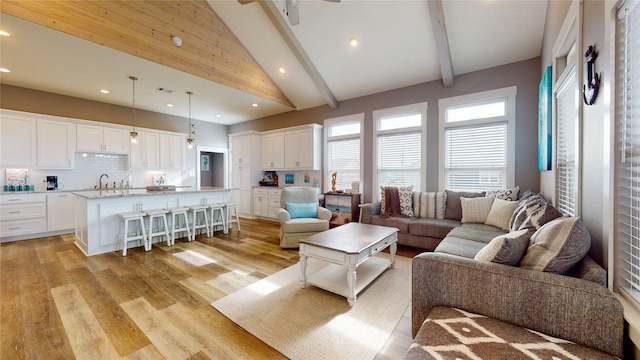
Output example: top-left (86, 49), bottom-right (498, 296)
top-left (583, 45), bottom-right (600, 106)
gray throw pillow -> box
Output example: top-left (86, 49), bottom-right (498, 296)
top-left (509, 194), bottom-right (562, 232)
top-left (519, 217), bottom-right (591, 274)
top-left (444, 190), bottom-right (486, 221)
top-left (475, 229), bottom-right (533, 266)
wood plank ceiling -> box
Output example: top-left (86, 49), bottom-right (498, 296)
top-left (1, 0), bottom-right (295, 109)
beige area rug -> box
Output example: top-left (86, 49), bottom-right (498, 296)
top-left (211, 253), bottom-right (411, 360)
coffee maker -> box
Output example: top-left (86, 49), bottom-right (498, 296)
top-left (46, 176), bottom-right (59, 190)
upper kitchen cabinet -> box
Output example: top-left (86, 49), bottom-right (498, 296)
top-left (76, 124), bottom-right (129, 154)
top-left (159, 134), bottom-right (185, 170)
top-left (231, 132), bottom-right (261, 165)
top-left (130, 131), bottom-right (160, 169)
top-left (0, 112), bottom-right (37, 167)
top-left (261, 131), bottom-right (285, 170)
top-left (284, 124), bottom-right (322, 170)
top-left (37, 119), bottom-right (75, 169)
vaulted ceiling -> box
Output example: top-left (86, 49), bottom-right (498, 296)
top-left (0, 1), bottom-right (548, 125)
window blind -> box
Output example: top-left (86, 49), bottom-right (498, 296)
top-left (555, 68), bottom-right (578, 217)
top-left (617, 0), bottom-right (640, 302)
top-left (444, 123), bottom-right (507, 191)
top-left (377, 132), bottom-right (421, 190)
top-left (326, 138), bottom-right (360, 190)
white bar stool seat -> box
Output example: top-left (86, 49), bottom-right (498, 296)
top-left (166, 207), bottom-right (191, 244)
top-left (209, 203), bottom-right (228, 235)
top-left (224, 202), bottom-right (241, 232)
top-left (145, 208), bottom-right (171, 248)
top-left (118, 211), bottom-right (148, 256)
top-left (189, 204), bottom-right (210, 240)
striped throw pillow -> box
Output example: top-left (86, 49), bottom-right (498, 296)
top-left (412, 191), bottom-right (446, 219)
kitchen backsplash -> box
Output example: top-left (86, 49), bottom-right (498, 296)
top-left (1, 153), bottom-right (183, 191)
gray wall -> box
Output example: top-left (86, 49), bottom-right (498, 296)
top-left (231, 58), bottom-right (542, 203)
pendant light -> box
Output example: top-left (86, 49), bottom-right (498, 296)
top-left (186, 91), bottom-right (195, 149)
top-left (129, 76), bottom-right (139, 144)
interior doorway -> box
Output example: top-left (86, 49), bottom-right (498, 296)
top-left (196, 146), bottom-right (228, 189)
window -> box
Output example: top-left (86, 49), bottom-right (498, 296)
top-left (439, 87), bottom-right (516, 191)
top-left (616, 0), bottom-right (640, 305)
top-left (324, 114), bottom-right (363, 193)
top-left (373, 103), bottom-right (427, 194)
top-left (555, 67), bottom-right (579, 216)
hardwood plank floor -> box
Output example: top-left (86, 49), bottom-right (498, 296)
top-left (1, 219), bottom-right (420, 359)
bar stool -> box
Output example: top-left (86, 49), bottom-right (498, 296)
top-left (118, 211), bottom-right (148, 256)
top-left (145, 208), bottom-right (171, 248)
top-left (189, 204), bottom-right (210, 240)
top-left (166, 207), bottom-right (191, 244)
top-left (209, 203), bottom-right (228, 235)
top-left (224, 202), bottom-right (241, 232)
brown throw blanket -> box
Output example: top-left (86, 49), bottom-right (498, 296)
top-left (382, 186), bottom-right (407, 217)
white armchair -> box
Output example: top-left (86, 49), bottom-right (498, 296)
top-left (277, 187), bottom-right (331, 248)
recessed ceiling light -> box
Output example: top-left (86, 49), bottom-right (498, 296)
top-left (215, 114), bottom-right (222, 118)
top-left (349, 38), bottom-right (358, 47)
top-left (252, 103), bottom-right (259, 107)
top-left (100, 89), bottom-right (110, 94)
top-left (278, 66), bottom-right (286, 74)
top-left (166, 103), bottom-right (174, 107)
top-left (0, 30), bottom-right (10, 37)
top-left (0, 67), bottom-right (11, 73)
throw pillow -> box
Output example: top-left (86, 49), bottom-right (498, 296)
top-left (509, 194), bottom-right (563, 232)
top-left (380, 185), bottom-right (414, 217)
top-left (485, 186), bottom-right (520, 201)
top-left (412, 191), bottom-right (446, 219)
top-left (485, 198), bottom-right (520, 231)
top-left (444, 190), bottom-right (486, 221)
top-left (519, 217), bottom-right (591, 274)
top-left (460, 196), bottom-right (494, 224)
top-left (475, 229), bottom-right (533, 266)
top-left (286, 202), bottom-right (318, 219)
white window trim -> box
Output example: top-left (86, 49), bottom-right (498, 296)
top-left (438, 86), bottom-right (517, 191)
top-left (323, 113), bottom-right (364, 194)
top-left (372, 102), bottom-right (427, 200)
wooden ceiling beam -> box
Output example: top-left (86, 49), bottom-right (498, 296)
top-left (1, 0), bottom-right (294, 108)
top-left (427, 0), bottom-right (454, 88)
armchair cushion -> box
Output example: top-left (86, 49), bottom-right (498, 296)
top-left (286, 202), bottom-right (318, 218)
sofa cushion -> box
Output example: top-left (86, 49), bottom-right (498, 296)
top-left (380, 185), bottom-right (414, 216)
top-left (371, 215), bottom-right (414, 233)
top-left (460, 196), bottom-right (494, 223)
top-left (444, 190), bottom-right (486, 221)
top-left (485, 186), bottom-right (520, 201)
top-left (519, 217), bottom-right (591, 274)
top-left (412, 191), bottom-right (446, 219)
top-left (474, 229), bottom-right (533, 266)
top-left (484, 198), bottom-right (519, 231)
top-left (446, 223), bottom-right (508, 244)
top-left (281, 218), bottom-right (330, 233)
top-left (408, 218), bottom-right (461, 239)
top-left (509, 194), bottom-right (563, 231)
top-left (433, 236), bottom-right (488, 258)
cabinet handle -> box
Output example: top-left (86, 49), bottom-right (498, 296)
top-left (9, 227), bottom-right (21, 230)
top-left (8, 199), bottom-right (20, 202)
top-left (9, 211), bottom-right (21, 214)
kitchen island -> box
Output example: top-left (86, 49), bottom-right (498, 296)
top-left (73, 187), bottom-right (232, 256)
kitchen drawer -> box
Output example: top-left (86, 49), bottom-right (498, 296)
top-left (254, 188), bottom-right (268, 196)
top-left (1, 218), bottom-right (47, 237)
top-left (268, 197), bottom-right (281, 207)
top-left (0, 202), bottom-right (47, 221)
top-left (268, 206), bottom-right (281, 219)
top-left (0, 193), bottom-right (47, 205)
top-left (268, 189), bottom-right (282, 197)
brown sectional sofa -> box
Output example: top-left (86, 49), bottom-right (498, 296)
top-left (361, 189), bottom-right (624, 358)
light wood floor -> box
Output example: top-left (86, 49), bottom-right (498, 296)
top-left (0, 219), bottom-right (420, 359)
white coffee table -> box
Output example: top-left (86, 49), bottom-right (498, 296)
top-left (299, 222), bottom-right (398, 306)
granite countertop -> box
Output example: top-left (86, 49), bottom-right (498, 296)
top-left (71, 186), bottom-right (233, 199)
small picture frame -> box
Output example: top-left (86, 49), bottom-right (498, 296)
top-left (285, 174), bottom-right (294, 184)
top-left (201, 154), bottom-right (210, 171)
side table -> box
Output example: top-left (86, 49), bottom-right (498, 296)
top-left (323, 192), bottom-right (361, 228)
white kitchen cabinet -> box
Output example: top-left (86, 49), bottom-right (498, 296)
top-left (130, 131), bottom-right (160, 169)
top-left (231, 132), bottom-right (260, 165)
top-left (47, 193), bottom-right (75, 231)
top-left (284, 124), bottom-right (322, 170)
top-left (261, 132), bottom-right (285, 170)
top-left (159, 134), bottom-right (185, 170)
top-left (0, 193), bottom-right (47, 238)
top-left (0, 113), bottom-right (37, 167)
top-left (37, 119), bottom-right (75, 169)
top-left (229, 132), bottom-right (262, 217)
top-left (267, 188), bottom-right (282, 219)
top-left (76, 124), bottom-right (129, 154)
top-left (232, 164), bottom-right (254, 217)
top-left (253, 188), bottom-right (269, 218)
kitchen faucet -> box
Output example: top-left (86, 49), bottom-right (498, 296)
top-left (99, 173), bottom-right (109, 189)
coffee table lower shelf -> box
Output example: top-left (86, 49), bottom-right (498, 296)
top-left (306, 256), bottom-right (390, 302)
